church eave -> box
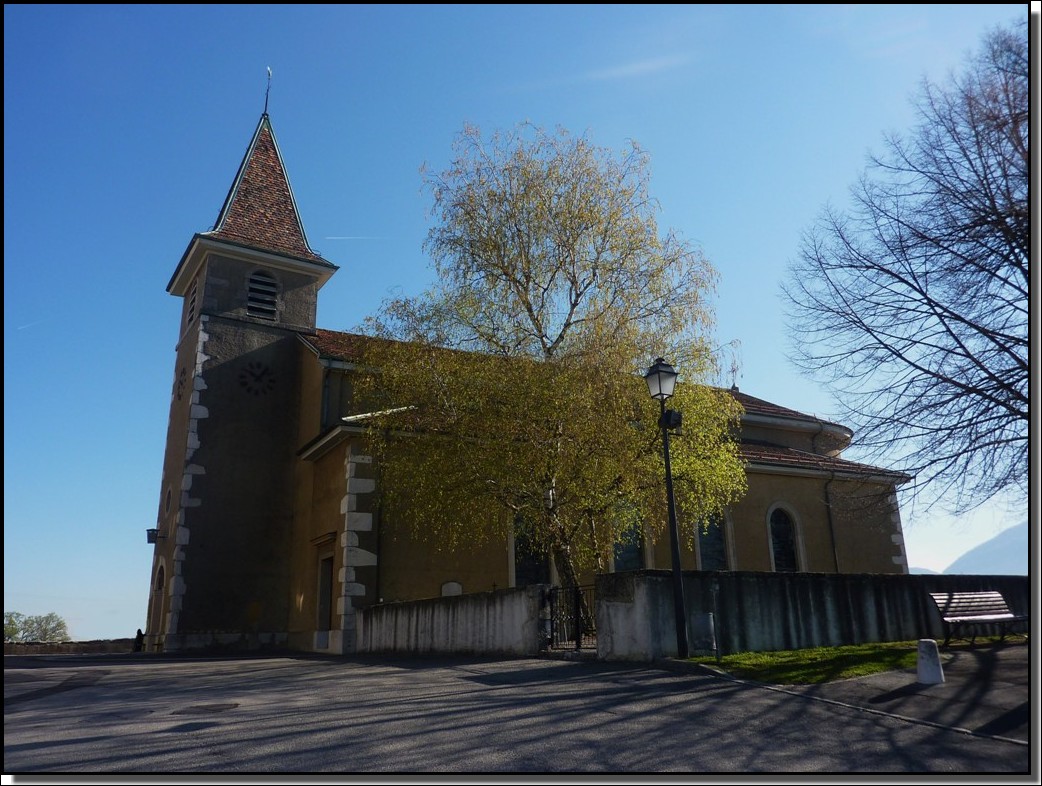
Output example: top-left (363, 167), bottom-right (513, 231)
top-left (744, 461), bottom-right (912, 485)
top-left (298, 424), bottom-right (364, 461)
top-left (740, 411), bottom-right (853, 450)
top-left (168, 233), bottom-right (338, 296)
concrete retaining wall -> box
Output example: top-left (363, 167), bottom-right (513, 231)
top-left (4, 639), bottom-right (136, 655)
top-left (596, 570), bottom-right (1030, 659)
top-left (356, 584), bottom-right (549, 656)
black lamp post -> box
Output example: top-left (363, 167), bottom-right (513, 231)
top-left (644, 357), bottom-right (690, 659)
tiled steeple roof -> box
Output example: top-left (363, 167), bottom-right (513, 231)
top-left (207, 114), bottom-right (333, 267)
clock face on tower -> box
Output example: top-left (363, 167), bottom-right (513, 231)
top-left (239, 360), bottom-right (276, 396)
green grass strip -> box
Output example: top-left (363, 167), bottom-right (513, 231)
top-left (688, 638), bottom-right (1010, 685)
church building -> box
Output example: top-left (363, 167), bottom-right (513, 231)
top-left (144, 114), bottom-right (912, 654)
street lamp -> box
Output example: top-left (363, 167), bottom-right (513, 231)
top-left (644, 357), bottom-right (690, 659)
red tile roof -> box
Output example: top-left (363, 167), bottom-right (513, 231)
top-left (729, 388), bottom-right (843, 428)
top-left (207, 115), bottom-right (333, 267)
top-left (303, 329), bottom-right (372, 361)
top-left (302, 328), bottom-right (907, 482)
top-left (729, 390), bottom-right (808, 419)
top-left (741, 440), bottom-right (909, 481)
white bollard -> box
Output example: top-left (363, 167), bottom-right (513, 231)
top-left (917, 638), bottom-right (945, 684)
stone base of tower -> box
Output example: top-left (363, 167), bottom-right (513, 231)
top-left (156, 631), bottom-right (291, 653)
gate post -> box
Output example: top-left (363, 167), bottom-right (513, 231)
top-left (574, 584), bottom-right (582, 650)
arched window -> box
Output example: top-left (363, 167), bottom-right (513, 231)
top-left (769, 507), bottom-right (799, 572)
top-left (610, 502), bottom-right (644, 572)
top-left (247, 270), bottom-right (278, 320)
top-left (697, 515), bottom-right (729, 571)
top-left (613, 522), bottom-right (644, 572)
top-left (154, 565), bottom-right (166, 593)
top-left (512, 517), bottom-right (550, 587)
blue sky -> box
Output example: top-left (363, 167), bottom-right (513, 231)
top-left (4, 4), bottom-right (1029, 640)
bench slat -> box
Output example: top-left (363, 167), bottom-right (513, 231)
top-left (943, 614), bottom-right (1019, 624)
top-left (930, 592), bottom-right (1013, 615)
top-left (927, 590), bottom-right (1027, 647)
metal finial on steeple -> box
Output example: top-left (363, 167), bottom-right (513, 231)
top-left (264, 67), bottom-right (272, 115)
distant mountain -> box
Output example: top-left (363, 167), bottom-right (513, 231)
top-left (908, 566), bottom-right (939, 575)
top-left (944, 522), bottom-right (1029, 575)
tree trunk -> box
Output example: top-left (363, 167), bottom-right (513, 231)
top-left (551, 547), bottom-right (594, 643)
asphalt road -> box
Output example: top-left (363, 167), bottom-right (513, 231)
top-left (3, 649), bottom-right (1033, 776)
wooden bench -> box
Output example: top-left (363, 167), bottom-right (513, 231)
top-left (928, 590), bottom-right (1028, 647)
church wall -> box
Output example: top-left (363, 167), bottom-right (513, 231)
top-left (171, 315), bottom-right (298, 641)
top-left (286, 350), bottom-right (324, 649)
top-left (740, 423), bottom-right (817, 452)
top-left (729, 473), bottom-right (833, 571)
top-left (323, 368), bottom-right (355, 430)
top-left (343, 441), bottom-right (381, 608)
top-left (286, 444), bottom-right (349, 649)
top-left (146, 313), bottom-right (204, 648)
top-left (289, 432), bottom-right (383, 653)
top-left (646, 521), bottom-right (695, 573)
top-left (828, 480), bottom-right (907, 573)
top-left (286, 354), bottom-right (387, 652)
top-left (296, 343), bottom-right (326, 436)
top-left (287, 456), bottom-right (318, 650)
top-left (645, 471), bottom-right (903, 575)
top-left (376, 506), bottom-right (512, 604)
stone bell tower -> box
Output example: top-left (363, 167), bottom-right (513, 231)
top-left (145, 113), bottom-right (338, 651)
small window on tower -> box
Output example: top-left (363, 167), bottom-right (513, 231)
top-left (247, 270), bottom-right (278, 320)
top-left (186, 278), bottom-right (199, 325)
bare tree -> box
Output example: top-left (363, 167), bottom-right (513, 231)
top-left (783, 22), bottom-right (1028, 514)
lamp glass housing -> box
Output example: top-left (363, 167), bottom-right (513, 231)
top-left (644, 358), bottom-right (678, 401)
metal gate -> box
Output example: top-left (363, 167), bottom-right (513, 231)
top-left (547, 585), bottom-right (596, 650)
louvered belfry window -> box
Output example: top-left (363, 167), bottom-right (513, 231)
top-left (187, 278), bottom-right (199, 325)
top-left (247, 270), bottom-right (278, 320)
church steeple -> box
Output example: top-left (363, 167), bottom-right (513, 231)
top-left (209, 114), bottom-right (329, 265)
top-left (167, 113), bottom-right (337, 298)
top-left (149, 110), bottom-right (339, 652)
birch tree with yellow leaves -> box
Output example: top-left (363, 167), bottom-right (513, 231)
top-left (357, 122), bottom-right (746, 587)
